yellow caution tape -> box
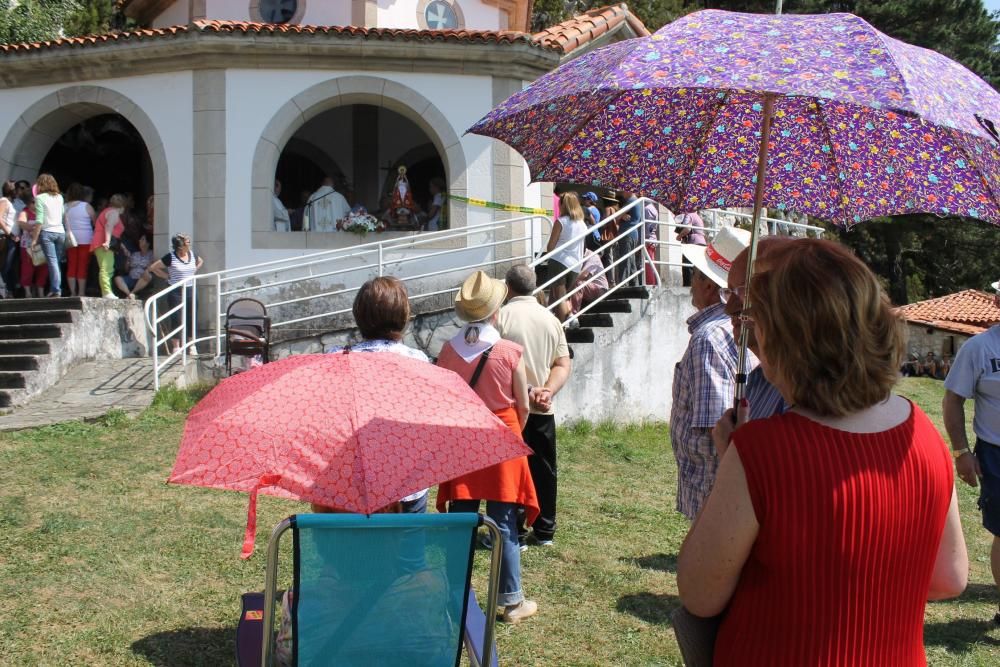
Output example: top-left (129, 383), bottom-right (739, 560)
top-left (450, 194), bottom-right (553, 216)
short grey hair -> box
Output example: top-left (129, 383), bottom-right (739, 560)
top-left (505, 264), bottom-right (536, 296)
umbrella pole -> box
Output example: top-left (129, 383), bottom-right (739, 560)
top-left (734, 93), bottom-right (777, 408)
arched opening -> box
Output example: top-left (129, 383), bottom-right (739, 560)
top-left (39, 113), bottom-right (154, 231)
top-left (252, 76), bottom-right (469, 246)
top-left (0, 86), bottom-right (169, 249)
top-left (275, 104), bottom-right (446, 231)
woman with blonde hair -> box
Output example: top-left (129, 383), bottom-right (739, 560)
top-left (677, 239), bottom-right (967, 666)
top-left (32, 173), bottom-right (65, 297)
top-left (545, 191), bottom-right (588, 321)
top-left (90, 194), bottom-right (126, 299)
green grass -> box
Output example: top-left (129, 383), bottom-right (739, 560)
top-left (0, 379), bottom-right (997, 664)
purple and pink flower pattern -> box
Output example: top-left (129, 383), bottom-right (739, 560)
top-left (469, 10), bottom-right (1000, 226)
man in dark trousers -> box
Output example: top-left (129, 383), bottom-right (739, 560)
top-left (498, 264), bottom-right (572, 547)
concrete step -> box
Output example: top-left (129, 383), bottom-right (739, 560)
top-left (578, 313), bottom-right (614, 328)
top-left (0, 297), bottom-right (84, 313)
top-left (0, 372), bottom-right (27, 389)
top-left (611, 286), bottom-right (651, 300)
top-left (0, 355), bottom-right (41, 371)
top-left (0, 389), bottom-right (22, 408)
top-left (0, 310), bottom-right (76, 325)
top-left (565, 328), bottom-right (595, 344)
top-left (0, 340), bottom-right (52, 356)
top-left (588, 301), bottom-right (632, 314)
top-left (0, 324), bottom-right (64, 340)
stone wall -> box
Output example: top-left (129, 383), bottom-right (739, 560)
top-left (264, 287), bottom-right (697, 424)
top-left (904, 323), bottom-right (970, 360)
top-left (20, 299), bottom-right (148, 404)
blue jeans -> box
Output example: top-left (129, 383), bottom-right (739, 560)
top-left (37, 230), bottom-right (65, 296)
top-left (400, 491), bottom-right (428, 514)
top-left (450, 499), bottom-right (524, 607)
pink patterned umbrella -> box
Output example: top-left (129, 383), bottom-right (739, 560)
top-left (169, 351), bottom-right (532, 558)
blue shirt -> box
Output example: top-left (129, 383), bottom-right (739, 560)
top-left (746, 366), bottom-right (788, 421)
top-left (621, 196), bottom-right (641, 242)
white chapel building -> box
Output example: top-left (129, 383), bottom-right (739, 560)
top-left (0, 1), bottom-right (649, 272)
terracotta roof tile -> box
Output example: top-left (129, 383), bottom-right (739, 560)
top-left (2, 5), bottom-right (649, 56)
top-left (895, 289), bottom-right (1000, 335)
top-left (0, 20), bottom-right (548, 55)
top-left (533, 3), bottom-right (650, 54)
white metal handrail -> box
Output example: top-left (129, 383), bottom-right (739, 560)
top-left (144, 215), bottom-right (550, 388)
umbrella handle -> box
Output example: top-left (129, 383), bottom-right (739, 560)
top-left (240, 474), bottom-right (282, 560)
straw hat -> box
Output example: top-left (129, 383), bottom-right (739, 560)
top-left (455, 270), bottom-right (508, 322)
top-left (681, 226), bottom-right (752, 288)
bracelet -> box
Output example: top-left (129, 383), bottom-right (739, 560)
top-left (952, 447), bottom-right (971, 459)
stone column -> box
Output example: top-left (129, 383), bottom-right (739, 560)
top-left (353, 105), bottom-right (379, 211)
top-left (192, 69), bottom-right (226, 343)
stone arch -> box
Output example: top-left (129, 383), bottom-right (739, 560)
top-left (0, 85), bottom-right (169, 235)
top-left (251, 75), bottom-right (468, 236)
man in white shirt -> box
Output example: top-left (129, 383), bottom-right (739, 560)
top-left (944, 280), bottom-right (1000, 625)
top-left (307, 176), bottom-right (350, 232)
top-left (273, 179), bottom-right (290, 232)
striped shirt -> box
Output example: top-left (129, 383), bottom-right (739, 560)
top-left (161, 250), bottom-right (198, 285)
top-left (670, 302), bottom-right (753, 520)
top-left (746, 366), bottom-right (788, 421)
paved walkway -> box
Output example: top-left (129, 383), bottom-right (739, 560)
top-left (0, 357), bottom-right (180, 431)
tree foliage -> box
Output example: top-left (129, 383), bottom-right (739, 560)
top-left (531, 0), bottom-right (688, 33)
top-left (0, 0), bottom-right (130, 45)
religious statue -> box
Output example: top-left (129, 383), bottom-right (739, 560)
top-left (390, 165), bottom-right (416, 226)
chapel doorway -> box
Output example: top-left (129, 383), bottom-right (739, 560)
top-left (275, 104), bottom-right (446, 229)
top-left (39, 113), bottom-right (154, 233)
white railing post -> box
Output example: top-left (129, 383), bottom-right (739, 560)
top-left (639, 201), bottom-right (647, 288)
top-left (152, 298), bottom-right (160, 391)
top-left (181, 286), bottom-right (188, 366)
top-left (216, 273), bottom-right (223, 357)
top-left (378, 244), bottom-right (384, 277)
top-left (191, 277), bottom-right (198, 353)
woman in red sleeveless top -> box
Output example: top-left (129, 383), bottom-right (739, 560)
top-left (677, 239), bottom-right (968, 666)
top-left (436, 270), bottom-right (540, 624)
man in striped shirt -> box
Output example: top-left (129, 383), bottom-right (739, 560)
top-left (671, 227), bottom-right (752, 520)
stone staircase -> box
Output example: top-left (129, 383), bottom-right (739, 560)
top-left (0, 297), bottom-right (147, 411)
top-left (564, 286), bottom-right (650, 345)
top-left (0, 298), bottom-right (82, 408)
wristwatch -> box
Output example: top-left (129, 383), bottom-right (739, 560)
top-left (952, 447), bottom-right (971, 459)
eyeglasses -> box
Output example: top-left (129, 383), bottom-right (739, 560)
top-left (719, 286), bottom-right (747, 304)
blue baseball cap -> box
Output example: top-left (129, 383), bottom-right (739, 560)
top-left (581, 191), bottom-right (599, 202)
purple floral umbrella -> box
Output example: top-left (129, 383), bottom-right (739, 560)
top-left (469, 9), bottom-right (1000, 227)
top-left (468, 9), bottom-right (1000, 401)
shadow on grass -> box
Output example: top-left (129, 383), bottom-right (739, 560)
top-left (924, 616), bottom-right (1000, 653)
top-left (623, 553), bottom-right (678, 574)
top-left (132, 626), bottom-right (236, 666)
top-left (617, 591), bottom-right (681, 625)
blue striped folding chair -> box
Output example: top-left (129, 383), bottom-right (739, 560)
top-left (237, 512), bottom-right (502, 667)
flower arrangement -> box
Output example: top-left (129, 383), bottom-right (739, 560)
top-left (338, 205), bottom-right (386, 235)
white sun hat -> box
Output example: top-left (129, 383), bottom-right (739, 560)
top-left (681, 226), bottom-right (752, 288)
top-left (991, 280), bottom-right (1000, 291)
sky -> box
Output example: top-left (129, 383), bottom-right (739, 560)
top-left (986, 0), bottom-right (1000, 14)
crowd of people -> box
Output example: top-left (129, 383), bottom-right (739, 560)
top-left (0, 175), bottom-right (156, 300)
top-left (667, 231), bottom-right (977, 665)
top-left (318, 265), bottom-right (572, 627)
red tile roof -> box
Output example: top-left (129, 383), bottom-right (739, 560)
top-left (0, 20), bottom-right (545, 54)
top-left (896, 289), bottom-right (1000, 335)
top-left (534, 4), bottom-right (650, 54)
top-left (1, 5), bottom-right (648, 55)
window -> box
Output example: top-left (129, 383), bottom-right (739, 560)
top-left (254, 0), bottom-right (301, 24)
top-left (416, 0), bottom-right (465, 30)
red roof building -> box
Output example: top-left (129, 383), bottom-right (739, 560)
top-left (896, 289), bottom-right (1000, 336)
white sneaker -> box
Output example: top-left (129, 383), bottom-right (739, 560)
top-left (103, 293), bottom-right (119, 300)
top-left (502, 600), bottom-right (538, 624)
